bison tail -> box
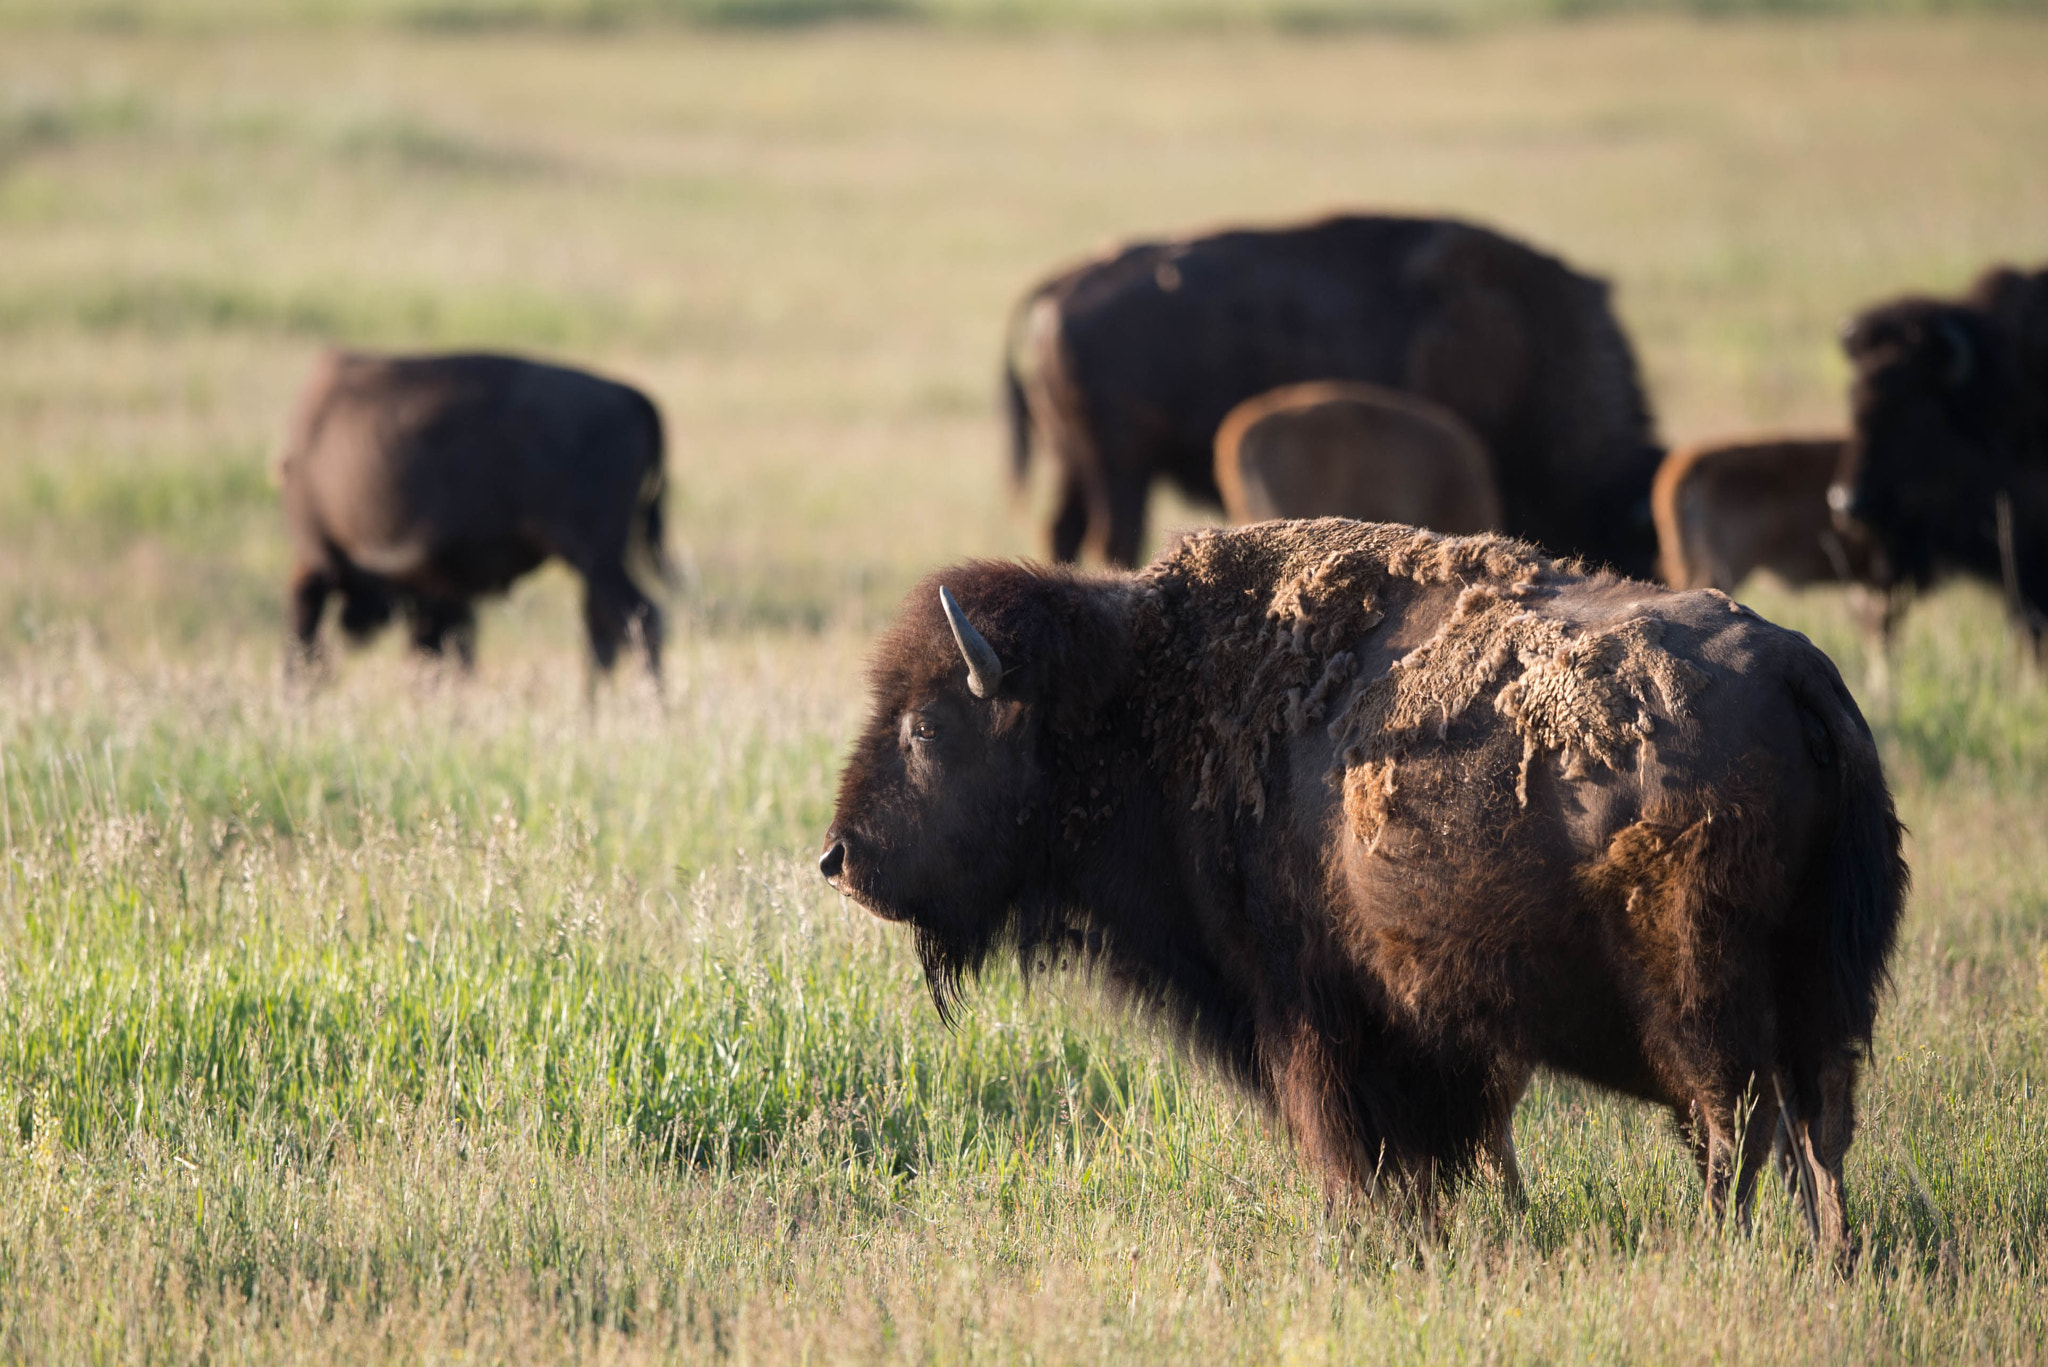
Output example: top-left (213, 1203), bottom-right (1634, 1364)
top-left (1005, 352), bottom-right (1034, 490)
top-left (1003, 282), bottom-right (1056, 493)
top-left (633, 395), bottom-right (679, 590)
top-left (1799, 667), bottom-right (1908, 1052)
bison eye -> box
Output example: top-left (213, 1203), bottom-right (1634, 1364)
top-left (909, 717), bottom-right (938, 743)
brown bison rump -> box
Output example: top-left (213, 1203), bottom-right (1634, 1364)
top-left (1006, 215), bottom-right (1659, 573)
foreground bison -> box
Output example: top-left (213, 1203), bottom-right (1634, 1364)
top-left (1834, 265), bottom-right (2048, 646)
top-left (821, 520), bottom-right (1905, 1255)
top-left (1004, 215), bottom-right (1662, 574)
top-left (279, 350), bottom-right (671, 675)
top-left (1214, 381), bottom-right (1501, 534)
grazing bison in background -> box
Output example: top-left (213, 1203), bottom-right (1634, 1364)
top-left (820, 519), bottom-right (1905, 1256)
top-left (1003, 214), bottom-right (1662, 574)
top-left (1214, 381), bottom-right (1501, 534)
top-left (279, 350), bottom-right (672, 676)
top-left (1653, 436), bottom-right (1896, 645)
top-left (1834, 265), bottom-right (2048, 647)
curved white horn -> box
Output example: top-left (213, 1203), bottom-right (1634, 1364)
top-left (940, 586), bottom-right (1004, 699)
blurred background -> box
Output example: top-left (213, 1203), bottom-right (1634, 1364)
top-left (5, 1), bottom-right (2044, 652)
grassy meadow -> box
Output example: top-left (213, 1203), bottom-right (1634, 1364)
top-left (3, 11), bottom-right (2048, 1361)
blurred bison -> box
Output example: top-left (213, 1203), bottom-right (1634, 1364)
top-left (1653, 435), bottom-right (1896, 646)
top-left (1004, 215), bottom-right (1661, 573)
top-left (1214, 380), bottom-right (1501, 534)
top-left (820, 520), bottom-right (1905, 1256)
top-left (279, 350), bottom-right (671, 675)
top-left (1834, 265), bottom-right (2048, 646)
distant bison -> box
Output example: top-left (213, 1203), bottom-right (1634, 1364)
top-left (1214, 381), bottom-right (1501, 534)
top-left (1834, 265), bottom-right (2048, 646)
top-left (821, 520), bottom-right (1905, 1256)
top-left (279, 350), bottom-right (671, 675)
top-left (1004, 214), bottom-right (1662, 573)
top-left (1653, 436), bottom-right (1895, 643)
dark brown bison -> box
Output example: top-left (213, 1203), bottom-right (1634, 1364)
top-left (820, 519), bottom-right (1905, 1256)
top-left (1834, 265), bottom-right (2048, 646)
top-left (1003, 215), bottom-right (1662, 574)
top-left (1653, 436), bottom-right (1896, 647)
top-left (279, 350), bottom-right (671, 674)
top-left (1214, 380), bottom-right (1501, 533)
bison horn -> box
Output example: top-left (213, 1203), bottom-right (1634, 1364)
top-left (1936, 317), bottom-right (1974, 387)
top-left (940, 585), bottom-right (1003, 699)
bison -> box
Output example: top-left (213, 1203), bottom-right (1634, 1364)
top-left (1214, 381), bottom-right (1501, 534)
top-left (820, 519), bottom-right (1905, 1256)
top-left (1653, 436), bottom-right (1896, 649)
top-left (1833, 265), bottom-right (2048, 647)
top-left (279, 350), bottom-right (672, 675)
top-left (1003, 214), bottom-right (1662, 574)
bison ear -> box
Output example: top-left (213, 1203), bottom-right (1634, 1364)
top-left (940, 586), bottom-right (1004, 699)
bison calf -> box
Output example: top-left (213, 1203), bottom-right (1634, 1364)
top-left (822, 519), bottom-right (1905, 1256)
top-left (1652, 435), bottom-right (1897, 651)
top-left (279, 349), bottom-right (671, 676)
top-left (1214, 380), bottom-right (1501, 534)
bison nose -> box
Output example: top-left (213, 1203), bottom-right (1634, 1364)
top-left (818, 840), bottom-right (846, 881)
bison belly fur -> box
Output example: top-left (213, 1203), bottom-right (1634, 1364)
top-left (821, 519), bottom-right (1906, 1257)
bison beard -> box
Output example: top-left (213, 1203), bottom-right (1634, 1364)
top-left (822, 520), bottom-right (1906, 1258)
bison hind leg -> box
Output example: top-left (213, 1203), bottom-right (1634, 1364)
top-left (581, 564), bottom-right (663, 681)
top-left (1670, 1071), bottom-right (1783, 1237)
top-left (1775, 1049), bottom-right (1861, 1269)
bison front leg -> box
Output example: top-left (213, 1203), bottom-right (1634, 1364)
top-left (1272, 1022), bottom-right (1387, 1204)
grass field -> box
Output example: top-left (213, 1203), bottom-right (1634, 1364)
top-left (3, 12), bottom-right (2048, 1361)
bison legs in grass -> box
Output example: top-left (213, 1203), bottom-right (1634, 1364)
top-left (573, 557), bottom-right (663, 682)
top-left (407, 596), bottom-right (478, 669)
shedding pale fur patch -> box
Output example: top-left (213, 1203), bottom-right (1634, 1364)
top-left (1134, 521), bottom-right (1559, 821)
top-left (1132, 521), bottom-right (1711, 844)
top-left (1495, 617), bottom-right (1708, 803)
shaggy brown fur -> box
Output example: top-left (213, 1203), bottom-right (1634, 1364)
top-left (278, 349), bottom-right (671, 675)
top-left (822, 519), bottom-right (1907, 1259)
top-left (1214, 381), bottom-right (1502, 534)
top-left (1838, 265), bottom-right (2048, 648)
top-left (1003, 215), bottom-right (1661, 574)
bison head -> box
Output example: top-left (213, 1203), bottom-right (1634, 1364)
top-left (1833, 298), bottom-right (2009, 586)
top-left (819, 563), bottom-right (1132, 1020)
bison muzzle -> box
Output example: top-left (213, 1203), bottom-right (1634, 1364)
top-left (822, 519), bottom-right (1906, 1258)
